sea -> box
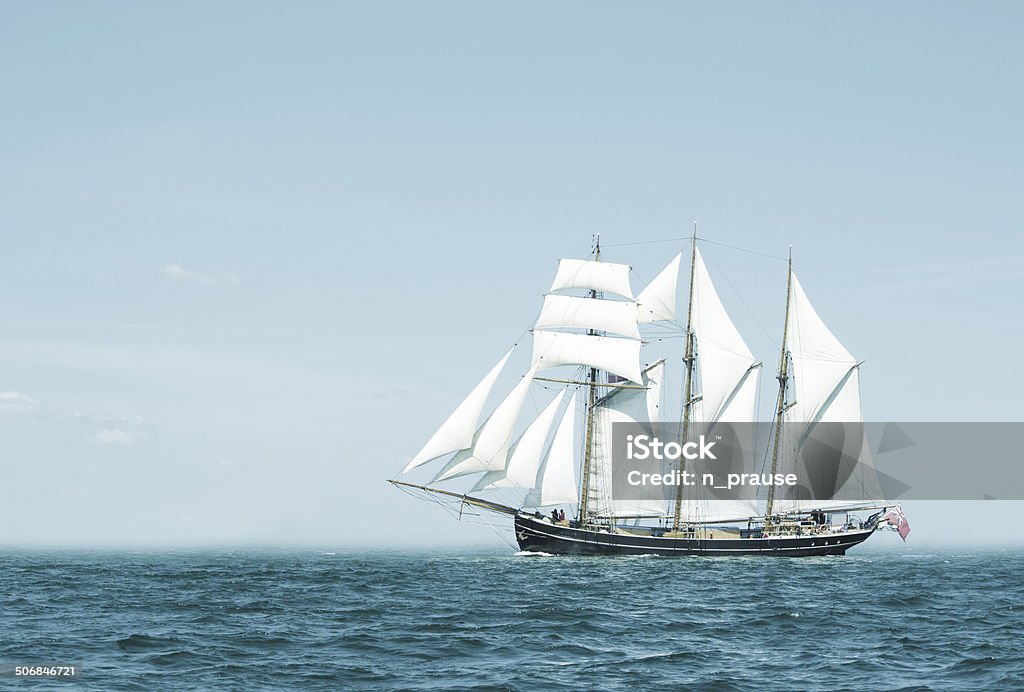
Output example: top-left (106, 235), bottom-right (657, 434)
top-left (1, 547), bottom-right (1022, 691)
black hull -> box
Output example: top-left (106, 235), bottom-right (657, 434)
top-left (514, 514), bottom-right (874, 557)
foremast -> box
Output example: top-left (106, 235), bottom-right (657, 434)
top-left (671, 223), bottom-right (698, 534)
top-left (764, 246), bottom-right (793, 530)
top-left (576, 234), bottom-right (601, 526)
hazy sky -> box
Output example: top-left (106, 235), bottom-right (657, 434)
top-left (1, 2), bottom-right (1022, 549)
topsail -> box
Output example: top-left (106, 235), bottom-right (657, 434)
top-left (549, 259), bottom-right (634, 300)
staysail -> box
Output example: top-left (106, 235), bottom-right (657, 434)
top-left (524, 391), bottom-right (579, 508)
top-left (471, 389), bottom-right (569, 492)
top-left (433, 366), bottom-right (538, 481)
top-left (636, 253), bottom-right (682, 323)
top-left (402, 348), bottom-right (513, 472)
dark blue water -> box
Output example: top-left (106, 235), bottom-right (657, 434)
top-left (1, 547), bottom-right (1023, 690)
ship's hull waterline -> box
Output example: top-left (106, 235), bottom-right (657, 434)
top-left (514, 514), bottom-right (875, 557)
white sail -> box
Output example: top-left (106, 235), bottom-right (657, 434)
top-left (402, 348), bottom-right (513, 473)
top-left (691, 247), bottom-right (761, 426)
top-left (525, 391), bottom-right (579, 507)
top-left (636, 253), bottom-right (681, 323)
top-left (535, 294), bottom-right (640, 339)
top-left (675, 248), bottom-right (761, 524)
top-left (433, 367), bottom-right (538, 481)
top-left (471, 389), bottom-right (568, 492)
top-left (785, 273), bottom-right (860, 426)
top-left (774, 272), bottom-right (880, 515)
top-left (531, 330), bottom-right (643, 384)
top-left (677, 500), bottom-right (761, 524)
top-left (679, 385), bottom-right (761, 523)
top-left (549, 259), bottom-right (634, 299)
top-left (589, 361), bottom-right (667, 518)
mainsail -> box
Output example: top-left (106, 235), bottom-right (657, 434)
top-left (773, 271), bottom-right (883, 515)
top-left (678, 247), bottom-right (762, 524)
top-left (690, 248), bottom-right (761, 428)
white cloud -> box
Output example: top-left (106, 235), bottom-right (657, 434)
top-left (162, 263), bottom-right (215, 285)
top-left (92, 413), bottom-right (148, 426)
top-left (0, 391), bottom-right (41, 413)
top-left (95, 428), bottom-right (135, 445)
top-left (161, 264), bottom-right (241, 287)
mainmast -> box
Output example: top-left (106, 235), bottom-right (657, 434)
top-left (671, 223), bottom-right (698, 533)
top-left (577, 234), bottom-right (601, 525)
top-left (764, 246), bottom-right (793, 529)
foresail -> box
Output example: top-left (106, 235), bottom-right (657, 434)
top-left (403, 348), bottom-right (513, 473)
top-left (588, 361), bottom-right (667, 519)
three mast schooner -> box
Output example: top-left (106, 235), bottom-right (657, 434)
top-left (390, 234), bottom-right (903, 556)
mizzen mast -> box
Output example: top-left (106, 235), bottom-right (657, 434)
top-left (671, 222), bottom-right (698, 534)
top-left (764, 246), bottom-right (793, 529)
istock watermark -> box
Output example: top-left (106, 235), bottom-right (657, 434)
top-left (608, 422), bottom-right (1024, 504)
top-left (623, 432), bottom-right (798, 490)
top-left (625, 433), bottom-right (719, 461)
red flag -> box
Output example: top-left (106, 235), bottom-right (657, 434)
top-left (883, 506), bottom-right (911, 541)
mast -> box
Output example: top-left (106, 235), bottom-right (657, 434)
top-left (764, 246), bottom-right (793, 529)
top-left (671, 223), bottom-right (698, 533)
top-left (576, 234), bottom-right (601, 525)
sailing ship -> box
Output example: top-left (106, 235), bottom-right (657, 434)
top-left (390, 233), bottom-right (906, 556)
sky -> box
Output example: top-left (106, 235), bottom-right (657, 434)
top-left (1, 2), bottom-right (1022, 549)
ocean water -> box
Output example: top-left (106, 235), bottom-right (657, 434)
top-left (1, 547), bottom-right (1023, 690)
